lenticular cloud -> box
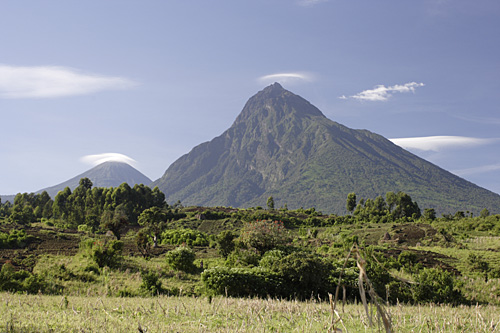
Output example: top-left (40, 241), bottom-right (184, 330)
top-left (80, 153), bottom-right (137, 167)
top-left (258, 72), bottom-right (314, 85)
top-left (389, 136), bottom-right (497, 152)
top-left (0, 65), bottom-right (137, 99)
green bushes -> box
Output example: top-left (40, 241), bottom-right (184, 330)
top-left (0, 263), bottom-right (49, 294)
top-left (0, 229), bottom-right (30, 249)
top-left (165, 246), bottom-right (196, 272)
top-left (161, 229), bottom-right (209, 247)
top-left (201, 266), bottom-right (284, 297)
top-left (216, 230), bottom-right (236, 258)
top-left (205, 250), bottom-right (334, 299)
top-left (239, 220), bottom-right (290, 254)
top-left (269, 251), bottom-right (334, 299)
top-left (140, 270), bottom-right (164, 295)
top-left (80, 238), bottom-right (124, 268)
top-left (412, 268), bottom-right (463, 304)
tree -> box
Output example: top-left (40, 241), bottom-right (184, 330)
top-left (138, 207), bottom-right (168, 247)
top-left (100, 206), bottom-right (128, 240)
top-left (216, 230), bottom-right (236, 258)
top-left (53, 187), bottom-right (72, 219)
top-left (423, 208), bottom-right (436, 221)
top-left (480, 208), bottom-right (490, 218)
top-left (78, 177), bottom-right (93, 191)
top-left (346, 192), bottom-right (356, 213)
top-left (267, 196), bottom-right (275, 210)
top-left (392, 192), bottom-right (421, 219)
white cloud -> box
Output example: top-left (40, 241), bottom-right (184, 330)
top-left (258, 72), bottom-right (314, 85)
top-left (297, 0), bottom-right (328, 6)
top-left (452, 163), bottom-right (500, 177)
top-left (389, 136), bottom-right (498, 152)
top-left (342, 82), bottom-right (425, 101)
top-left (80, 153), bottom-right (137, 167)
top-left (0, 64), bottom-right (138, 99)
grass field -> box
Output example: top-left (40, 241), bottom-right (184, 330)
top-left (1, 292), bottom-right (499, 332)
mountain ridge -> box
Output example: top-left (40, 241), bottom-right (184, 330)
top-left (151, 83), bottom-right (500, 215)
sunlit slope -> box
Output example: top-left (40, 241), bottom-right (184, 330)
top-left (152, 83), bottom-right (500, 215)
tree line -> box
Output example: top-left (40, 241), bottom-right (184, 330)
top-left (1, 178), bottom-right (167, 237)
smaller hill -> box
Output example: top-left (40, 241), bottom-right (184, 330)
top-left (38, 161), bottom-right (152, 198)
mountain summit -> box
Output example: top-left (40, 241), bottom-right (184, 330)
top-left (152, 84), bottom-right (500, 214)
top-left (40, 161), bottom-right (152, 198)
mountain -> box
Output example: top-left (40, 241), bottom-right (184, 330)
top-left (151, 83), bottom-right (500, 215)
top-left (38, 161), bottom-right (152, 198)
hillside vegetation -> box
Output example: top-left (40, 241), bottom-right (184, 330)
top-left (1, 180), bottom-right (499, 312)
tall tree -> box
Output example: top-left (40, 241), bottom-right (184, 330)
top-left (346, 192), bottom-right (356, 213)
top-left (138, 207), bottom-right (168, 247)
top-left (267, 196), bottom-right (275, 210)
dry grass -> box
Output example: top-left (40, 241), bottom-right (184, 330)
top-left (1, 292), bottom-right (499, 332)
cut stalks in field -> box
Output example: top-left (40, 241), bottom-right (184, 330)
top-left (328, 244), bottom-right (392, 333)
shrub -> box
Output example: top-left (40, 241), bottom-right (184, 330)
top-left (165, 246), bottom-right (196, 272)
top-left (238, 220), bottom-right (290, 254)
top-left (201, 266), bottom-right (284, 297)
top-left (140, 270), bottom-right (164, 296)
top-left (135, 229), bottom-right (152, 258)
top-left (259, 249), bottom-right (286, 269)
top-left (269, 251), bottom-right (333, 299)
top-left (412, 268), bottom-right (463, 304)
top-left (216, 230), bottom-right (236, 258)
top-left (80, 238), bottom-right (124, 268)
top-left (225, 248), bottom-right (261, 268)
top-left (161, 229), bottom-right (209, 247)
top-left (0, 263), bottom-right (49, 294)
top-left (0, 229), bottom-right (29, 249)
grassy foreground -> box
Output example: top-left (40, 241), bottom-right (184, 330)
top-left (1, 293), bottom-right (499, 332)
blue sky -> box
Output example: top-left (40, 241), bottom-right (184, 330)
top-left (1, 0), bottom-right (499, 197)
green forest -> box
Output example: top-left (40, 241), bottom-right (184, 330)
top-left (1, 178), bottom-right (499, 312)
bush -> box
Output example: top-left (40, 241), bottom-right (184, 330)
top-left (0, 229), bottom-right (29, 249)
top-left (259, 249), bottom-right (286, 269)
top-left (238, 220), bottom-right (290, 254)
top-left (80, 238), bottom-right (124, 268)
top-left (140, 270), bottom-right (164, 296)
top-left (136, 230), bottom-right (152, 258)
top-left (269, 251), bottom-right (333, 299)
top-left (225, 248), bottom-right (261, 268)
top-left (165, 246), bottom-right (196, 272)
top-left (0, 263), bottom-right (49, 294)
top-left (216, 230), bottom-right (236, 258)
top-left (201, 266), bottom-right (284, 297)
top-left (161, 229), bottom-right (209, 247)
top-left (412, 268), bottom-right (463, 304)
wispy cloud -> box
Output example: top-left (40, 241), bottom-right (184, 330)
top-left (389, 136), bottom-right (498, 152)
top-left (258, 72), bottom-right (315, 86)
top-left (340, 82), bottom-right (424, 101)
top-left (0, 65), bottom-right (138, 99)
top-left (297, 0), bottom-right (328, 6)
top-left (452, 163), bottom-right (500, 177)
top-left (80, 153), bottom-right (137, 167)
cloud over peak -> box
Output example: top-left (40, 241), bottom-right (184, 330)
top-left (80, 153), bottom-right (137, 167)
top-left (258, 72), bottom-right (314, 86)
top-left (340, 82), bottom-right (424, 101)
top-left (0, 65), bottom-right (138, 99)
